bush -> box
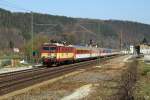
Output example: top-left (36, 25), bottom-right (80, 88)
top-left (0, 59), bottom-right (11, 67)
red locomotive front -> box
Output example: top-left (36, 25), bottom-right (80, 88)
top-left (41, 44), bottom-right (57, 66)
top-left (41, 43), bottom-right (75, 66)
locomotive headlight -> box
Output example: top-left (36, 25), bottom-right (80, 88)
top-left (50, 53), bottom-right (56, 58)
top-left (52, 54), bottom-right (57, 58)
top-left (48, 54), bottom-right (51, 58)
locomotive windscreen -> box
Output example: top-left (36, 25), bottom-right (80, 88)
top-left (42, 46), bottom-right (56, 51)
top-left (43, 47), bottom-right (49, 50)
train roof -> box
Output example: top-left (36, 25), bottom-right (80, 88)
top-left (43, 43), bottom-right (64, 46)
top-left (42, 43), bottom-right (119, 51)
top-left (71, 45), bottom-right (96, 49)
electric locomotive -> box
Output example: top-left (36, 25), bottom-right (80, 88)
top-left (41, 43), bottom-right (75, 66)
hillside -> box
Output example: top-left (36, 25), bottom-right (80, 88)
top-left (0, 8), bottom-right (150, 50)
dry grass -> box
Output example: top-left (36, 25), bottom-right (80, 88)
top-left (133, 62), bottom-right (150, 100)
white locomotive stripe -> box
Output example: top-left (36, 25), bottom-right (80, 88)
top-left (75, 54), bottom-right (91, 59)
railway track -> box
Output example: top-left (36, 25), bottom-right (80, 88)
top-left (0, 55), bottom-right (118, 96)
top-left (0, 67), bottom-right (45, 77)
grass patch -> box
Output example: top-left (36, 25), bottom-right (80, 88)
top-left (133, 61), bottom-right (150, 100)
top-left (140, 62), bottom-right (150, 76)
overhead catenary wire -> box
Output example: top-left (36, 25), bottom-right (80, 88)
top-left (0, 0), bottom-right (69, 62)
top-left (34, 23), bottom-right (58, 26)
top-left (0, 0), bottom-right (35, 63)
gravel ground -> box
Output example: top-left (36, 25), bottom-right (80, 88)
top-left (2, 55), bottom-right (134, 100)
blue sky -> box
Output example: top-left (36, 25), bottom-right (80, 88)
top-left (0, 0), bottom-right (150, 24)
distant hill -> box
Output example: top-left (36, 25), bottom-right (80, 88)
top-left (0, 8), bottom-right (150, 50)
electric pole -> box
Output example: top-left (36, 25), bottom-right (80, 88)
top-left (31, 11), bottom-right (34, 63)
top-left (120, 31), bottom-right (123, 51)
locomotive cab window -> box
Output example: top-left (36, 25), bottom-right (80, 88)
top-left (49, 47), bottom-right (56, 51)
top-left (43, 47), bottom-right (49, 50)
top-left (42, 47), bottom-right (56, 51)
